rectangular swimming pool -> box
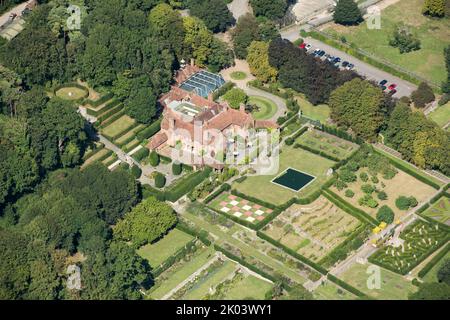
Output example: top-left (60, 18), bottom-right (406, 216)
top-left (271, 168), bottom-right (316, 192)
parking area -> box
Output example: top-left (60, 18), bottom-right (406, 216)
top-left (296, 37), bottom-right (417, 98)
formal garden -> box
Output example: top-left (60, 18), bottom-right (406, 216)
top-left (295, 129), bottom-right (359, 161)
top-left (330, 146), bottom-right (437, 222)
top-left (261, 196), bottom-right (366, 264)
top-left (421, 195), bottom-right (450, 226)
top-left (369, 220), bottom-right (449, 275)
top-left (209, 192), bottom-right (274, 225)
top-left (247, 96), bottom-right (278, 120)
top-left (233, 144), bottom-right (336, 205)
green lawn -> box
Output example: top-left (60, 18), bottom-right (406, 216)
top-left (233, 146), bottom-right (336, 205)
top-left (136, 229), bottom-right (194, 268)
top-left (340, 263), bottom-right (417, 300)
top-left (148, 247), bottom-right (215, 300)
top-left (324, 0), bottom-right (450, 85)
top-left (295, 94), bottom-right (330, 123)
top-left (248, 96), bottom-right (278, 120)
top-left (313, 280), bottom-right (356, 300)
top-left (428, 102), bottom-right (450, 128)
top-left (55, 86), bottom-right (88, 100)
top-left (230, 71), bottom-right (247, 80)
top-left (101, 115), bottom-right (136, 138)
top-left (224, 275), bottom-right (273, 300)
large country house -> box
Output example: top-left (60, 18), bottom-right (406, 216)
top-left (148, 63), bottom-right (278, 169)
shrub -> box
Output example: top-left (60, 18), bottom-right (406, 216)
top-left (172, 162), bottom-right (182, 175)
top-left (395, 196), bottom-right (412, 210)
top-left (411, 82), bottom-right (435, 108)
top-left (285, 137), bottom-right (295, 146)
top-left (358, 194), bottom-right (378, 208)
top-left (333, 0), bottom-right (363, 25)
top-left (133, 148), bottom-right (149, 162)
top-left (389, 24), bottom-right (421, 54)
top-left (361, 184), bottom-right (375, 195)
top-left (136, 119), bottom-right (162, 140)
top-left (408, 196), bottom-right (418, 208)
top-left (131, 165), bottom-right (142, 179)
top-left (345, 189), bottom-right (355, 198)
top-left (222, 88), bottom-right (247, 109)
top-left (149, 151), bottom-right (160, 167)
top-left (154, 172), bottom-right (166, 188)
top-left (377, 191), bottom-right (388, 200)
top-left (376, 205), bottom-right (395, 224)
top-left (359, 172), bottom-right (369, 182)
top-left (340, 169), bottom-right (357, 183)
top-left (335, 180), bottom-right (348, 191)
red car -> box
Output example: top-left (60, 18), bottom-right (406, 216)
top-left (388, 84), bottom-right (397, 90)
top-left (299, 43), bottom-right (306, 49)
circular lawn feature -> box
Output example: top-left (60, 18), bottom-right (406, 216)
top-left (230, 71), bottom-right (247, 80)
top-left (55, 86), bottom-right (89, 101)
top-left (247, 96), bottom-right (278, 120)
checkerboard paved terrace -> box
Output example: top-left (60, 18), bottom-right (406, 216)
top-left (209, 192), bottom-right (273, 224)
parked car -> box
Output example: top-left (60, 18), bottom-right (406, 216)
top-left (381, 86), bottom-right (387, 91)
top-left (388, 84), bottom-right (397, 90)
top-left (379, 79), bottom-right (388, 86)
top-left (305, 44), bottom-right (312, 51)
top-left (342, 61), bottom-right (349, 68)
top-left (318, 50), bottom-right (326, 57)
top-left (299, 43), bottom-right (306, 49)
top-left (388, 89), bottom-right (397, 96)
top-left (346, 63), bottom-right (355, 70)
top-left (333, 57), bottom-right (341, 64)
top-left (313, 49), bottom-right (321, 56)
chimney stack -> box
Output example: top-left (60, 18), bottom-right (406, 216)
top-left (190, 58), bottom-right (195, 67)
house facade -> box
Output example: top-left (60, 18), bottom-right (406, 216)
top-left (148, 65), bottom-right (278, 169)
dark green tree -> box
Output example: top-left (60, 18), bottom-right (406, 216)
top-left (333, 0), bottom-right (363, 25)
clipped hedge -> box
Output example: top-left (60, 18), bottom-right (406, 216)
top-left (294, 143), bottom-right (341, 162)
top-left (53, 82), bottom-right (89, 104)
top-left (95, 100), bottom-right (122, 121)
top-left (257, 231), bottom-right (328, 275)
top-left (176, 222), bottom-right (212, 246)
top-left (213, 81), bottom-right (236, 100)
top-left (213, 244), bottom-right (279, 284)
top-left (165, 168), bottom-right (213, 202)
top-left (99, 109), bottom-right (126, 129)
top-left (326, 274), bottom-right (369, 298)
top-left (142, 184), bottom-right (166, 202)
top-left (152, 237), bottom-right (198, 277)
top-left (137, 118), bottom-right (162, 140)
top-left (84, 92), bottom-right (114, 108)
top-left (373, 149), bottom-right (441, 190)
top-left (204, 183), bottom-right (231, 204)
top-left (418, 243), bottom-right (450, 278)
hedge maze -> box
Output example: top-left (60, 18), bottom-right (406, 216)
top-left (369, 220), bottom-right (449, 275)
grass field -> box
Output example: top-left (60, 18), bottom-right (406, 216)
top-left (428, 102), bottom-right (450, 128)
top-left (223, 275), bottom-right (273, 300)
top-left (233, 146), bottom-right (336, 205)
top-left (295, 94), bottom-right (330, 123)
top-left (369, 220), bottom-right (449, 275)
top-left (101, 115), bottom-right (136, 138)
top-left (55, 87), bottom-right (88, 100)
top-left (230, 71), bottom-right (247, 80)
top-left (136, 229), bottom-right (194, 268)
top-left (248, 96), bottom-right (278, 120)
top-left (340, 262), bottom-right (417, 300)
top-left (263, 196), bottom-right (362, 262)
top-left (323, 0), bottom-right (450, 84)
top-left (332, 169), bottom-right (436, 221)
top-left (422, 196), bottom-right (450, 225)
top-left (148, 247), bottom-right (215, 300)
top-left (296, 129), bottom-right (358, 160)
top-left (313, 280), bottom-right (356, 300)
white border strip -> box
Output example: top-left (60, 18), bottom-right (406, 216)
top-left (270, 166), bottom-right (316, 193)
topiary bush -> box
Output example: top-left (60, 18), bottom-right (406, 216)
top-left (377, 205), bottom-right (395, 224)
top-left (154, 172), bottom-right (166, 188)
top-left (377, 191), bottom-right (388, 200)
top-left (396, 196), bottom-right (412, 210)
top-left (345, 189), bottom-right (355, 198)
top-left (149, 151), bottom-right (160, 167)
top-left (172, 162), bottom-right (182, 175)
top-left (131, 165), bottom-right (142, 179)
